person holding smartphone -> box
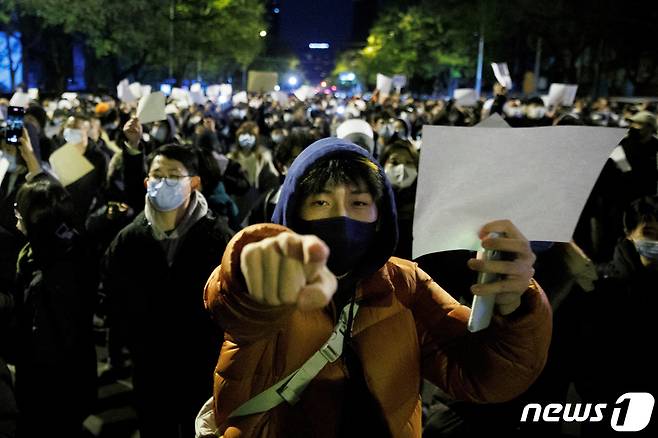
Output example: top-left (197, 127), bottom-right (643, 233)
top-left (199, 138), bottom-right (551, 437)
top-left (1, 127), bottom-right (44, 303)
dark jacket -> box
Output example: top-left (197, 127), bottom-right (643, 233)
top-left (620, 135), bottom-right (658, 199)
top-left (0, 357), bottom-right (17, 438)
top-left (103, 206), bottom-right (234, 434)
top-left (205, 138), bottom-right (553, 437)
top-left (11, 232), bottom-right (97, 433)
top-left (576, 238), bottom-right (658, 400)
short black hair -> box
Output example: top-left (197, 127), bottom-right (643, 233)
top-left (25, 105), bottom-right (48, 129)
top-left (146, 143), bottom-right (199, 175)
top-left (297, 152), bottom-right (385, 205)
top-left (380, 140), bottom-right (419, 167)
top-left (274, 132), bottom-right (318, 169)
top-left (623, 195), bottom-right (658, 234)
top-left (15, 176), bottom-right (76, 241)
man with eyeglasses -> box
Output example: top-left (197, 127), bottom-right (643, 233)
top-left (102, 143), bottom-right (234, 438)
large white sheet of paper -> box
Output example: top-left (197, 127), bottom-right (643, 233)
top-left (453, 88), bottom-right (478, 107)
top-left (247, 71), bottom-right (278, 93)
top-left (49, 143), bottom-right (95, 187)
top-left (293, 86), bottom-right (316, 102)
top-left (392, 74), bottom-right (407, 92)
top-left (136, 91), bottom-right (166, 124)
top-left (61, 92), bottom-right (78, 101)
top-left (491, 62), bottom-right (512, 89)
top-left (232, 91), bottom-right (248, 106)
top-left (219, 84), bottom-right (233, 97)
top-left (171, 87), bottom-right (190, 104)
top-left (376, 73), bottom-right (393, 97)
top-left (117, 79), bottom-right (136, 103)
top-left (190, 90), bottom-right (206, 105)
top-left (547, 83), bottom-right (578, 107)
top-left (270, 91), bottom-right (288, 106)
top-left (129, 82), bottom-right (144, 100)
top-left (412, 125), bottom-right (627, 258)
top-left (475, 113), bottom-right (510, 128)
top-left (9, 92), bottom-right (30, 108)
top-left (207, 85), bottom-right (221, 98)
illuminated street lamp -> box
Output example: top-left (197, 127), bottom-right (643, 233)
top-left (259, 30), bottom-right (267, 38)
top-left (288, 76), bottom-right (298, 87)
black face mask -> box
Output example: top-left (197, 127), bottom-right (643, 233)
top-left (298, 216), bottom-right (377, 276)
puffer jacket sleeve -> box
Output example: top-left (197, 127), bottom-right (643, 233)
top-left (408, 263), bottom-right (552, 404)
top-left (204, 223), bottom-right (297, 344)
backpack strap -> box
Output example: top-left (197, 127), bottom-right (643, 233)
top-left (229, 300), bottom-right (360, 418)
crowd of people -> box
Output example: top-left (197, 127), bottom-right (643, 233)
top-left (0, 83), bottom-right (656, 437)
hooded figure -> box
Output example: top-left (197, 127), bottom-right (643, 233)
top-left (202, 138), bottom-right (551, 437)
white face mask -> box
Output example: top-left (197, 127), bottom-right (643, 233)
top-left (526, 106), bottom-right (546, 120)
top-left (150, 126), bottom-right (167, 143)
top-left (503, 104), bottom-right (523, 118)
top-left (271, 133), bottom-right (284, 144)
top-left (384, 163), bottom-right (417, 189)
top-left (238, 133), bottom-right (256, 149)
top-left (634, 239), bottom-right (658, 260)
top-left (147, 177), bottom-right (189, 212)
top-left (63, 128), bottom-right (84, 145)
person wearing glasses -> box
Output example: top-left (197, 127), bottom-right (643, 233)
top-left (102, 143), bottom-right (234, 438)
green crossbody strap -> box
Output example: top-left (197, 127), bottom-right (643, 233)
top-left (228, 300), bottom-right (360, 418)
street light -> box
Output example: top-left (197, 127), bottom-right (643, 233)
top-left (259, 30), bottom-right (267, 38)
top-left (288, 76), bottom-right (298, 87)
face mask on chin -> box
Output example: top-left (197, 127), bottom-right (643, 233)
top-left (297, 216), bottom-right (377, 277)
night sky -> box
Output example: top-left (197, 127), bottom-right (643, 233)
top-left (276, 0), bottom-right (356, 83)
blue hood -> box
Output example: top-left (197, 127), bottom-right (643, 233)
top-left (272, 137), bottom-right (399, 277)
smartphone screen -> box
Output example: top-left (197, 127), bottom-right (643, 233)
top-left (5, 106), bottom-right (25, 145)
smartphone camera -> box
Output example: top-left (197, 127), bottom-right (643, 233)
top-left (5, 106), bottom-right (25, 145)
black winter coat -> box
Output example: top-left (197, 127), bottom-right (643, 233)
top-left (102, 210), bottom-right (233, 433)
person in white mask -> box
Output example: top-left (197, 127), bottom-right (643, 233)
top-left (228, 121), bottom-right (279, 223)
top-left (59, 115), bottom-right (108, 221)
top-left (574, 195), bottom-right (658, 437)
top-left (380, 140), bottom-right (419, 259)
top-left (103, 143), bottom-right (233, 438)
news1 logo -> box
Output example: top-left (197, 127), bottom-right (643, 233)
top-left (521, 392), bottom-right (655, 432)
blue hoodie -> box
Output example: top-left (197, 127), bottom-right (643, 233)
top-left (271, 137), bottom-right (399, 279)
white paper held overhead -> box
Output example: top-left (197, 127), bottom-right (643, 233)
top-left (453, 89), bottom-right (478, 107)
top-left (136, 91), bottom-right (167, 124)
top-left (49, 143), bottom-right (95, 187)
top-left (376, 73), bottom-right (393, 97)
top-left (117, 79), bottom-right (136, 103)
top-left (491, 62), bottom-right (513, 89)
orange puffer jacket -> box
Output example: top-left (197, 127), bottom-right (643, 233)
top-left (204, 224), bottom-right (552, 437)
